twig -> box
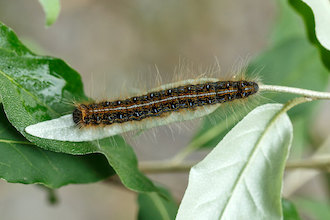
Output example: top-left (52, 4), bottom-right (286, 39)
top-left (139, 157), bottom-right (330, 173)
top-left (139, 160), bottom-right (197, 173)
top-left (259, 84), bottom-right (330, 100)
top-left (285, 158), bottom-right (330, 171)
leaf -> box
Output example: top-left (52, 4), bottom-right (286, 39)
top-left (137, 186), bottom-right (178, 220)
top-left (176, 104), bottom-right (293, 220)
top-left (0, 21), bottom-right (158, 193)
top-left (38, 0), bottom-right (61, 26)
top-left (0, 106), bottom-right (115, 188)
top-left (282, 199), bottom-right (301, 220)
top-left (98, 136), bottom-right (157, 193)
top-left (300, 0), bottom-right (330, 51)
top-left (0, 20), bottom-right (90, 153)
top-left (289, 0), bottom-right (330, 70)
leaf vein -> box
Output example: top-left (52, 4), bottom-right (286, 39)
top-left (0, 161), bottom-right (11, 167)
top-left (38, 148), bottom-right (59, 173)
top-left (244, 179), bottom-right (264, 216)
top-left (8, 143), bottom-right (40, 172)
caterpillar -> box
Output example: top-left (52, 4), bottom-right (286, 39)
top-left (73, 79), bottom-right (259, 127)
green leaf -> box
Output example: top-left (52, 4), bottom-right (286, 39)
top-left (177, 104), bottom-right (293, 219)
top-left (289, 0), bottom-right (330, 71)
top-left (300, 0), bottom-right (330, 50)
top-left (98, 137), bottom-right (157, 193)
top-left (0, 106), bottom-right (115, 188)
top-left (282, 198), bottom-right (301, 220)
top-left (137, 186), bottom-right (178, 220)
top-left (38, 0), bottom-right (61, 26)
top-left (0, 21), bottom-right (89, 153)
top-left (289, 0), bottom-right (330, 70)
top-left (0, 21), bottom-right (158, 193)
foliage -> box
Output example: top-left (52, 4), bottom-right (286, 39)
top-left (0, 105), bottom-right (114, 188)
top-left (289, 0), bottom-right (330, 70)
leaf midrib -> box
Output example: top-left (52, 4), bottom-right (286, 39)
top-left (0, 138), bottom-right (34, 145)
top-left (218, 106), bottom-right (285, 219)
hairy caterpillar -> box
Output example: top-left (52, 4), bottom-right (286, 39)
top-left (73, 80), bottom-right (259, 127)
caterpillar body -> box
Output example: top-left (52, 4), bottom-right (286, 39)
top-left (25, 77), bottom-right (259, 142)
top-left (73, 79), bottom-right (259, 127)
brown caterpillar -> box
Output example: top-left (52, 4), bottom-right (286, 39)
top-left (72, 80), bottom-right (259, 127)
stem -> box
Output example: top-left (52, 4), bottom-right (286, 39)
top-left (139, 157), bottom-right (330, 173)
top-left (139, 160), bottom-right (197, 173)
top-left (259, 84), bottom-right (330, 100)
top-left (285, 158), bottom-right (330, 171)
top-left (276, 96), bottom-right (312, 115)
